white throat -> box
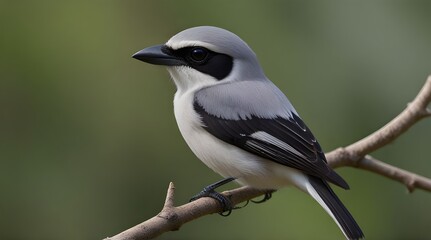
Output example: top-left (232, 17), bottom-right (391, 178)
top-left (167, 66), bottom-right (220, 97)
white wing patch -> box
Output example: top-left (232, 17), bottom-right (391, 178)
top-left (249, 131), bottom-right (306, 159)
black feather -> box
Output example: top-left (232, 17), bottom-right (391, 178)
top-left (308, 176), bottom-right (364, 239)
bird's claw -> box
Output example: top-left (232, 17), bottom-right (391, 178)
top-left (190, 178), bottom-right (274, 216)
top-left (251, 191), bottom-right (275, 204)
top-left (190, 177), bottom-right (239, 216)
top-left (190, 189), bottom-right (234, 216)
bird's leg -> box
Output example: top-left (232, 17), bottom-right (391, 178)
top-left (251, 190), bottom-right (276, 204)
top-left (190, 177), bottom-right (236, 216)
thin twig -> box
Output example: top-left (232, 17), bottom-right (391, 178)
top-left (357, 155), bottom-right (431, 193)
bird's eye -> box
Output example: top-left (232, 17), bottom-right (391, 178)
top-left (190, 47), bottom-right (208, 63)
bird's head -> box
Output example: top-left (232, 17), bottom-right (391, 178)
top-left (133, 26), bottom-right (266, 92)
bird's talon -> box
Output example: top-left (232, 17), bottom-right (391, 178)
top-left (219, 209), bottom-right (232, 217)
top-left (233, 200), bottom-right (249, 210)
top-left (251, 191), bottom-right (274, 204)
top-left (189, 188), bottom-right (234, 214)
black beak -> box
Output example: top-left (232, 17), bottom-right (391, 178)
top-left (132, 44), bottom-right (184, 66)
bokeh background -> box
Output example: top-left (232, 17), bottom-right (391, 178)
top-left (1, 1), bottom-right (431, 239)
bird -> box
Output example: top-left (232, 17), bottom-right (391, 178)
top-left (132, 26), bottom-right (364, 240)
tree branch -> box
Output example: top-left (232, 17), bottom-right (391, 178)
top-left (326, 75), bottom-right (431, 193)
top-left (328, 74), bottom-right (431, 167)
top-left (355, 155), bottom-right (431, 193)
top-left (105, 76), bottom-right (431, 240)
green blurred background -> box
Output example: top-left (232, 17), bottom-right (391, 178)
top-left (1, 1), bottom-right (430, 239)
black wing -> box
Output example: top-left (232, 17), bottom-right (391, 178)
top-left (194, 101), bottom-right (349, 189)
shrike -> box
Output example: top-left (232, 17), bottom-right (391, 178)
top-left (133, 26), bottom-right (364, 239)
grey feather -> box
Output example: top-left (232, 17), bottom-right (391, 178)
top-left (167, 26), bottom-right (255, 59)
top-left (195, 80), bottom-right (298, 120)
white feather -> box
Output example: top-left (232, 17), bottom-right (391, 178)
top-left (250, 131), bottom-right (306, 159)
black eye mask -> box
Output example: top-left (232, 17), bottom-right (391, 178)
top-left (163, 45), bottom-right (233, 80)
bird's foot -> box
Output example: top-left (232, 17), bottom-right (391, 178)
top-left (190, 177), bottom-right (237, 216)
top-left (251, 190), bottom-right (276, 204)
top-left (190, 189), bottom-right (234, 216)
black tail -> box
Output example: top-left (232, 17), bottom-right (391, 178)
top-left (308, 176), bottom-right (364, 240)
